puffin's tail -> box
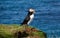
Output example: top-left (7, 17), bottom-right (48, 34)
top-left (20, 23), bottom-right (24, 25)
top-left (20, 22), bottom-right (27, 25)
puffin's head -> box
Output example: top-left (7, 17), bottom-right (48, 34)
top-left (28, 8), bottom-right (35, 14)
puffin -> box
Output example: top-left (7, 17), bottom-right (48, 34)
top-left (21, 8), bottom-right (35, 25)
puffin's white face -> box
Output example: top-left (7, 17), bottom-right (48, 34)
top-left (29, 9), bottom-right (35, 13)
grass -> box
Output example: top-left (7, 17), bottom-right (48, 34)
top-left (0, 24), bottom-right (47, 38)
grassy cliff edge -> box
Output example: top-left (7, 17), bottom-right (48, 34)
top-left (0, 24), bottom-right (47, 38)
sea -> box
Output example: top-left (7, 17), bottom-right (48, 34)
top-left (0, 0), bottom-right (60, 38)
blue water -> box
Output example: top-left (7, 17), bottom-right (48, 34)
top-left (0, 0), bottom-right (60, 38)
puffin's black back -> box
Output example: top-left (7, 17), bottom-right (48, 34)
top-left (21, 15), bottom-right (30, 25)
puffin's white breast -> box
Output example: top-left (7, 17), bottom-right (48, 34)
top-left (27, 14), bottom-right (34, 25)
top-left (30, 14), bottom-right (34, 19)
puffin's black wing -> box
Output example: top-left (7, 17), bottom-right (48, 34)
top-left (21, 16), bottom-right (30, 25)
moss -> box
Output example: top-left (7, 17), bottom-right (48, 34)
top-left (0, 24), bottom-right (47, 38)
